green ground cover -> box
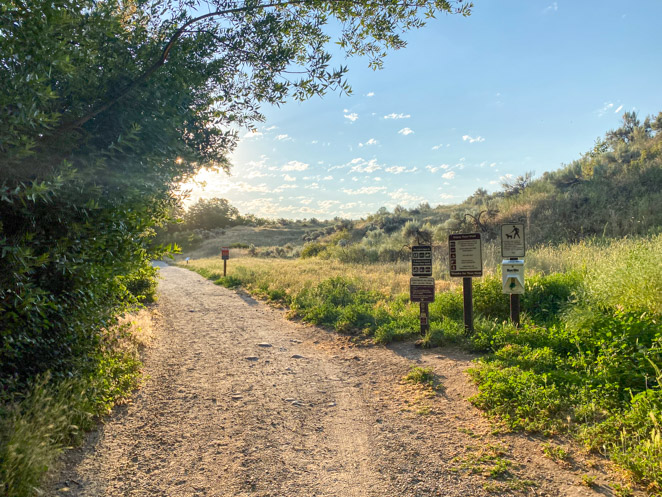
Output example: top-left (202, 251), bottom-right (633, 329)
top-left (183, 234), bottom-right (662, 490)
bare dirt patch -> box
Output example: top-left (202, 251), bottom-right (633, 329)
top-left (46, 264), bottom-right (626, 496)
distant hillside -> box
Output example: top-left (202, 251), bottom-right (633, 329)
top-left (172, 111), bottom-right (661, 259)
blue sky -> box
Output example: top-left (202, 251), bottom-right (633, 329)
top-left (181, 1), bottom-right (662, 219)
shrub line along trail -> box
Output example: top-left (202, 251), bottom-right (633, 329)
top-left (48, 264), bottom-right (621, 496)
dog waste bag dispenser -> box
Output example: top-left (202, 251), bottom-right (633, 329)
top-left (502, 260), bottom-right (525, 295)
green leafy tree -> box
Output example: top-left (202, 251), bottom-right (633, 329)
top-left (184, 198), bottom-right (241, 230)
top-left (0, 0), bottom-right (472, 392)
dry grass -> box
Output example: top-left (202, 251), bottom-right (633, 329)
top-left (184, 256), bottom-right (457, 296)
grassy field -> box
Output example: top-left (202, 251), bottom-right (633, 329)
top-left (181, 234), bottom-right (662, 491)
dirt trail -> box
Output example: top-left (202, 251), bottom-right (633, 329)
top-left (47, 264), bottom-right (621, 496)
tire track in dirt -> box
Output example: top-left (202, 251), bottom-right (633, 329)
top-left (46, 263), bottom-right (624, 497)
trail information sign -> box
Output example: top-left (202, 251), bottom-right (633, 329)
top-left (410, 277), bottom-right (435, 303)
top-left (500, 224), bottom-right (525, 258)
top-left (221, 247), bottom-right (230, 260)
top-left (449, 233), bottom-right (482, 277)
top-left (411, 245), bottom-right (432, 276)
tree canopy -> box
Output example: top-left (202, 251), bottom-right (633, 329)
top-left (0, 0), bottom-right (472, 391)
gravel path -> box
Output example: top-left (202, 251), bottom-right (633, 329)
top-left (47, 264), bottom-right (623, 496)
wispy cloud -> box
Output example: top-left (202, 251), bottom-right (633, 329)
top-left (343, 109), bottom-right (359, 122)
top-left (242, 130), bottom-right (263, 139)
top-left (398, 127), bottom-right (414, 136)
top-left (597, 102), bottom-right (615, 116)
top-left (431, 143), bottom-right (450, 150)
top-left (358, 138), bottom-right (379, 147)
top-left (385, 166), bottom-right (417, 174)
top-left (272, 184), bottom-right (298, 193)
top-left (366, 92), bottom-right (375, 97)
top-left (462, 135), bottom-right (485, 143)
top-left (387, 188), bottom-right (425, 205)
top-left (384, 113), bottom-right (411, 120)
top-left (347, 158), bottom-right (382, 173)
top-left (426, 164), bottom-right (451, 173)
top-left (275, 134), bottom-right (292, 141)
top-left (281, 160), bottom-right (309, 171)
top-left (283, 174), bottom-right (297, 182)
top-left (543, 2), bottom-right (558, 14)
top-left (442, 171), bottom-right (456, 180)
top-left (342, 186), bottom-right (388, 195)
top-left (615, 104), bottom-right (624, 113)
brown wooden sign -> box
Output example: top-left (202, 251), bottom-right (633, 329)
top-left (410, 277), bottom-right (435, 303)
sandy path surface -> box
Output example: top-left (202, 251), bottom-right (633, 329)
top-left (47, 264), bottom-right (622, 496)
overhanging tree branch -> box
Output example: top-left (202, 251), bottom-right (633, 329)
top-left (51, 0), bottom-right (312, 135)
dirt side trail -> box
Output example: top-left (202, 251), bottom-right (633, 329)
top-left (47, 264), bottom-right (623, 497)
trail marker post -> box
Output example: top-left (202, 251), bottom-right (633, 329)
top-left (449, 233), bottom-right (482, 333)
top-left (500, 224), bottom-right (526, 327)
top-left (410, 245), bottom-right (434, 335)
top-left (221, 247), bottom-right (230, 276)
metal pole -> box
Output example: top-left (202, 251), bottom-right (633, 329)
top-left (463, 277), bottom-right (473, 333)
top-left (420, 302), bottom-right (429, 335)
top-left (510, 294), bottom-right (520, 327)
top-left (223, 259), bottom-right (227, 277)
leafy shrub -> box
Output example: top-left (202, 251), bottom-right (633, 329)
top-left (522, 271), bottom-right (582, 322)
top-left (300, 242), bottom-right (326, 258)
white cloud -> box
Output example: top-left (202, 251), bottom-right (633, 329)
top-left (348, 158), bottom-right (382, 173)
top-left (426, 164), bottom-right (451, 173)
top-left (615, 105), bottom-right (624, 113)
top-left (281, 160), bottom-right (309, 171)
top-left (263, 125), bottom-right (277, 131)
top-left (242, 130), bottom-right (263, 139)
top-left (305, 182), bottom-right (320, 190)
top-left (344, 112), bottom-right (359, 122)
top-left (283, 174), bottom-right (296, 182)
top-left (398, 127), bottom-right (414, 136)
top-left (385, 166), bottom-right (417, 174)
top-left (342, 186), bottom-right (388, 195)
top-left (387, 188), bottom-right (425, 205)
top-left (300, 198), bottom-right (313, 205)
top-left (272, 184), bottom-right (298, 193)
top-left (318, 200), bottom-right (341, 210)
top-left (245, 170), bottom-right (269, 179)
top-left (366, 92), bottom-right (375, 97)
top-left (543, 2), bottom-right (558, 14)
top-left (358, 138), bottom-right (379, 147)
top-left (384, 113), bottom-right (411, 120)
top-left (439, 193), bottom-right (456, 200)
top-left (442, 171), bottom-right (456, 180)
top-left (598, 102), bottom-right (615, 116)
top-left (462, 135), bottom-right (485, 143)
top-left (323, 175), bottom-right (333, 180)
top-left (276, 134), bottom-right (292, 141)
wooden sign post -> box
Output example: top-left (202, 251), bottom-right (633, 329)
top-left (410, 245), bottom-right (434, 335)
top-left (221, 247), bottom-right (230, 276)
top-left (449, 233), bottom-right (482, 333)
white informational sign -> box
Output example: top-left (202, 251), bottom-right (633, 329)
top-left (501, 224), bottom-right (525, 258)
top-left (449, 233), bottom-right (482, 277)
top-left (411, 245), bottom-right (432, 276)
top-left (502, 260), bottom-right (525, 294)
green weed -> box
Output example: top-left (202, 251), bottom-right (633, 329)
top-left (403, 366), bottom-right (436, 387)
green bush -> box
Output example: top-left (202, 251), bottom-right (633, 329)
top-left (300, 242), bottom-right (326, 258)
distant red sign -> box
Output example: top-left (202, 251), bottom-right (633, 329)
top-left (221, 247), bottom-right (230, 260)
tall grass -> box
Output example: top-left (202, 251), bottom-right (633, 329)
top-left (0, 310), bottom-right (153, 497)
